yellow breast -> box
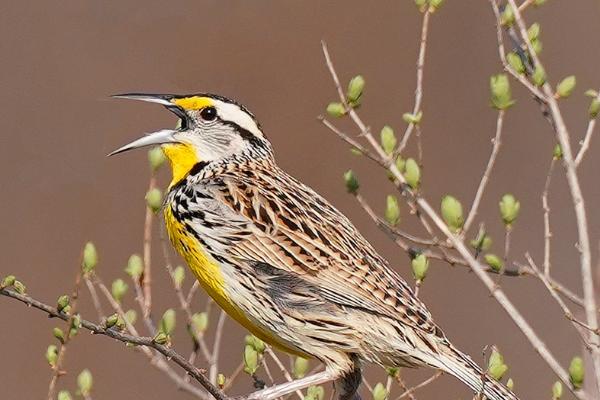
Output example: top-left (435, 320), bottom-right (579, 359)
top-left (163, 205), bottom-right (308, 357)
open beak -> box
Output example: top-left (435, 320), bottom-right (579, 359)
top-left (108, 93), bottom-right (187, 156)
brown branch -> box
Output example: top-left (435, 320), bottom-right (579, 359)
top-left (321, 39), bottom-right (585, 399)
top-left (503, 0), bottom-right (600, 393)
top-left (1, 287), bottom-right (226, 400)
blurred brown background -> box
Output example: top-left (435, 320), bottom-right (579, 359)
top-left (1, 1), bottom-right (600, 399)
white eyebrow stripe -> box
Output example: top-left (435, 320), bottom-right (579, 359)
top-left (214, 100), bottom-right (263, 138)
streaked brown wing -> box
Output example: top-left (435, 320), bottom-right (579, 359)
top-left (213, 166), bottom-right (441, 337)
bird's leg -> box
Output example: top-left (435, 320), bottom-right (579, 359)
top-left (246, 370), bottom-right (336, 400)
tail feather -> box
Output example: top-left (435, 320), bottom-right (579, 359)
top-left (433, 345), bottom-right (518, 400)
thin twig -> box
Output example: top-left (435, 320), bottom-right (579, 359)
top-left (47, 271), bottom-right (83, 400)
top-left (542, 158), bottom-right (555, 276)
top-left (398, 10), bottom-right (431, 153)
top-left (394, 372), bottom-right (442, 400)
top-left (265, 348), bottom-right (304, 400)
top-left (524, 255), bottom-right (594, 349)
top-left (142, 175), bottom-right (157, 319)
top-left (574, 90), bottom-right (600, 167)
top-left (463, 110), bottom-right (505, 234)
top-left (209, 311), bottom-right (227, 384)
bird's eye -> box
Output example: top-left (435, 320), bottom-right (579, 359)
top-left (200, 106), bottom-right (217, 121)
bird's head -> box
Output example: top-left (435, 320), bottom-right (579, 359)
top-left (110, 93), bottom-right (271, 186)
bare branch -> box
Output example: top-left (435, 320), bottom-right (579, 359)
top-left (398, 10), bottom-right (431, 153)
top-left (321, 39), bottom-right (585, 399)
top-left (1, 287), bottom-right (225, 400)
top-left (463, 110), bottom-right (505, 233)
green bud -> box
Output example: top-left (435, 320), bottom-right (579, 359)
top-left (57, 295), bottom-right (70, 313)
top-left (191, 312), bottom-right (209, 334)
top-left (326, 102), bottom-right (346, 118)
top-left (384, 195), bottom-right (401, 226)
top-left (350, 148), bottom-right (362, 156)
top-left (487, 348), bottom-right (509, 380)
top-left (484, 254), bottom-right (504, 272)
top-left (172, 266), bottom-right (185, 288)
top-left (243, 344), bottom-right (259, 375)
top-left (552, 381), bottom-right (563, 399)
top-left (13, 280), bottom-right (26, 294)
top-left (569, 356), bottom-right (584, 389)
top-left (293, 357), bottom-right (310, 379)
top-left (380, 126), bottom-right (397, 155)
top-left (69, 314), bottom-right (81, 338)
top-left (160, 309), bottom-right (176, 335)
top-left (556, 76), bottom-right (576, 98)
top-left (404, 158), bottom-right (421, 190)
top-left (125, 254), bottom-right (143, 279)
top-left (490, 74), bottom-right (515, 110)
top-left (402, 111), bottom-right (423, 125)
top-left (500, 5), bottom-right (514, 27)
top-left (105, 313), bottom-right (119, 329)
top-left (343, 170), bottom-right (359, 194)
top-left (372, 382), bottom-right (388, 400)
top-left (82, 242), bottom-right (98, 274)
top-left (46, 344), bottom-right (58, 367)
top-left (111, 278), bottom-right (128, 303)
top-left (53, 327), bottom-right (65, 344)
top-left (506, 52), bottom-right (525, 74)
top-left (499, 194), bottom-right (520, 226)
top-left (153, 331), bottom-right (169, 345)
top-left (470, 231), bottom-right (492, 252)
top-left (347, 75), bottom-right (365, 107)
top-left (306, 386), bottom-right (325, 400)
top-left (429, 0), bottom-right (444, 11)
top-left (585, 89), bottom-right (598, 98)
top-left (77, 369), bottom-right (93, 396)
top-left (385, 367), bottom-right (400, 377)
top-left (553, 144), bottom-right (563, 160)
top-left (145, 188), bottom-right (163, 213)
top-left (148, 146), bottom-right (166, 171)
top-left (245, 334), bottom-right (266, 354)
top-left (531, 39), bottom-right (543, 55)
top-left (217, 373), bottom-right (226, 388)
top-left (415, 0), bottom-right (427, 7)
top-left (532, 65), bottom-right (546, 87)
top-left (0, 275), bottom-right (16, 289)
top-left (411, 253), bottom-right (429, 282)
top-left (534, 0), bottom-right (547, 6)
top-left (124, 309), bottom-right (137, 325)
top-left (58, 391), bottom-right (73, 400)
top-left (507, 378), bottom-right (514, 390)
top-left (396, 156), bottom-right (407, 173)
top-left (589, 99), bottom-right (600, 119)
top-left (527, 23), bottom-right (540, 41)
top-left (441, 195), bottom-right (464, 233)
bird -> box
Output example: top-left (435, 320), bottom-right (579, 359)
top-left (110, 93), bottom-right (518, 400)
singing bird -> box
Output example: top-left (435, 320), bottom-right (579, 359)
top-left (111, 93), bottom-right (517, 400)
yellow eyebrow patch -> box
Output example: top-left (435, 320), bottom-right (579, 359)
top-left (171, 96), bottom-right (213, 110)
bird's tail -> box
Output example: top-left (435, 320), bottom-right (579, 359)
top-left (431, 343), bottom-right (519, 400)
